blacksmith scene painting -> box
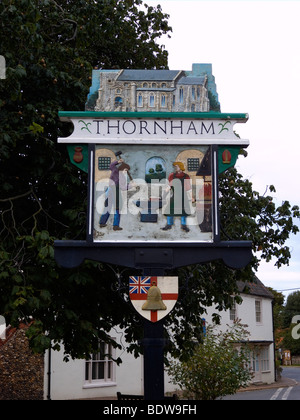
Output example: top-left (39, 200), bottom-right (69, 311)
top-left (93, 144), bottom-right (213, 243)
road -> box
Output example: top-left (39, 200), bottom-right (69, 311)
top-left (222, 367), bottom-right (300, 400)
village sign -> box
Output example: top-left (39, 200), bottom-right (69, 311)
top-left (53, 65), bottom-right (253, 400)
top-left (54, 111), bottom-right (252, 272)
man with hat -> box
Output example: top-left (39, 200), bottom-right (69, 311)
top-left (161, 161), bottom-right (194, 232)
top-left (99, 158), bottom-right (135, 230)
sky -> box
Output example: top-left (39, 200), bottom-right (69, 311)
top-left (147, 0), bottom-right (300, 300)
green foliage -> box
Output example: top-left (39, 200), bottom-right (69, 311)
top-left (281, 322), bottom-right (300, 356)
top-left (0, 0), bottom-right (170, 359)
top-left (272, 290), bottom-right (300, 357)
top-left (282, 291), bottom-right (300, 328)
top-left (268, 287), bottom-right (285, 330)
top-left (219, 168), bottom-right (300, 270)
top-left (208, 90), bottom-right (220, 112)
top-left (167, 322), bottom-right (252, 400)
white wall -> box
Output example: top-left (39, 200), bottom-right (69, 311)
top-left (205, 294), bottom-right (274, 341)
top-left (204, 293), bottom-right (275, 384)
top-left (45, 293), bottom-right (275, 399)
top-left (44, 332), bottom-right (177, 400)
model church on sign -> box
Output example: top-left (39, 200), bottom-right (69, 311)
top-left (86, 63), bottom-right (220, 113)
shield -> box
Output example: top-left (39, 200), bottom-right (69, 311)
top-left (129, 276), bottom-right (178, 322)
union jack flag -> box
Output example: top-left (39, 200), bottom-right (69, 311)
top-left (129, 276), bottom-right (151, 295)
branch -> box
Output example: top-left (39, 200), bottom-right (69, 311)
top-left (61, 18), bottom-right (78, 44)
top-left (0, 189), bottom-right (33, 202)
top-left (49, 0), bottom-right (78, 44)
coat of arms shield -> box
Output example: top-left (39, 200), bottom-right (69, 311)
top-left (129, 276), bottom-right (178, 322)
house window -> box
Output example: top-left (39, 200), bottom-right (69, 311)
top-left (149, 94), bottom-right (155, 107)
top-left (98, 157), bottom-right (111, 171)
top-left (114, 96), bottom-right (123, 108)
top-left (192, 87), bottom-right (195, 100)
top-left (84, 340), bottom-right (116, 387)
top-left (229, 301), bottom-right (237, 322)
top-left (161, 95), bottom-right (166, 107)
top-left (260, 347), bottom-right (270, 371)
top-left (187, 158), bottom-right (200, 172)
top-left (138, 94), bottom-right (143, 107)
top-left (255, 300), bottom-right (262, 323)
top-left (179, 88), bottom-right (183, 104)
top-left (250, 351), bottom-right (260, 373)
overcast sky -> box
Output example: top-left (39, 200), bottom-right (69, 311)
top-left (147, 0), bottom-right (300, 299)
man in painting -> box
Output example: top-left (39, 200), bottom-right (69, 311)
top-left (161, 161), bottom-right (194, 232)
top-left (99, 158), bottom-right (135, 230)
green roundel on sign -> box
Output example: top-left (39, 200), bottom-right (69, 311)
top-left (67, 144), bottom-right (89, 173)
top-left (218, 146), bottom-right (241, 174)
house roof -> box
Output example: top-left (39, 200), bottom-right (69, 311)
top-left (237, 278), bottom-right (274, 300)
top-left (116, 70), bottom-right (206, 86)
top-left (117, 69), bottom-right (181, 81)
top-left (178, 76), bottom-right (206, 85)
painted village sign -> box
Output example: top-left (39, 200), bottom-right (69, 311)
top-left (55, 65), bottom-right (252, 271)
top-left (54, 66), bottom-right (253, 396)
top-left (58, 112), bottom-right (248, 244)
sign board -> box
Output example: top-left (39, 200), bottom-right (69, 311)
top-left (58, 112), bottom-right (249, 246)
top-left (58, 113), bottom-right (249, 145)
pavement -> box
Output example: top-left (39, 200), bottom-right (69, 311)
top-left (77, 371), bottom-right (299, 399)
top-left (79, 376), bottom-right (298, 399)
top-left (239, 375), bottom-right (298, 392)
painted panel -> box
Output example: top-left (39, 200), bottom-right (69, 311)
top-left (93, 144), bottom-right (213, 243)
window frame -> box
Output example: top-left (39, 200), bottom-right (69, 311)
top-left (149, 93), bottom-right (155, 107)
top-left (255, 299), bottom-right (262, 324)
top-left (138, 93), bottom-right (143, 107)
top-left (83, 340), bottom-right (116, 388)
top-left (260, 347), bottom-right (270, 372)
top-left (229, 300), bottom-right (237, 322)
top-left (179, 88), bottom-right (184, 104)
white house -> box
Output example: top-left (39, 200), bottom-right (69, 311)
top-left (43, 278), bottom-right (275, 400)
top-left (205, 279), bottom-right (275, 385)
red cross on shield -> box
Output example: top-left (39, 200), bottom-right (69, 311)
top-left (129, 276), bottom-right (178, 322)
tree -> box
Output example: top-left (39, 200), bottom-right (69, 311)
top-left (272, 289), bottom-right (300, 360)
top-left (0, 0), bottom-right (171, 359)
top-left (167, 322), bottom-right (253, 400)
top-left (0, 0), bottom-right (299, 362)
top-left (267, 287), bottom-right (285, 330)
top-left (281, 322), bottom-right (300, 356)
top-left (219, 168), bottom-right (299, 271)
top-left (282, 291), bottom-right (300, 329)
